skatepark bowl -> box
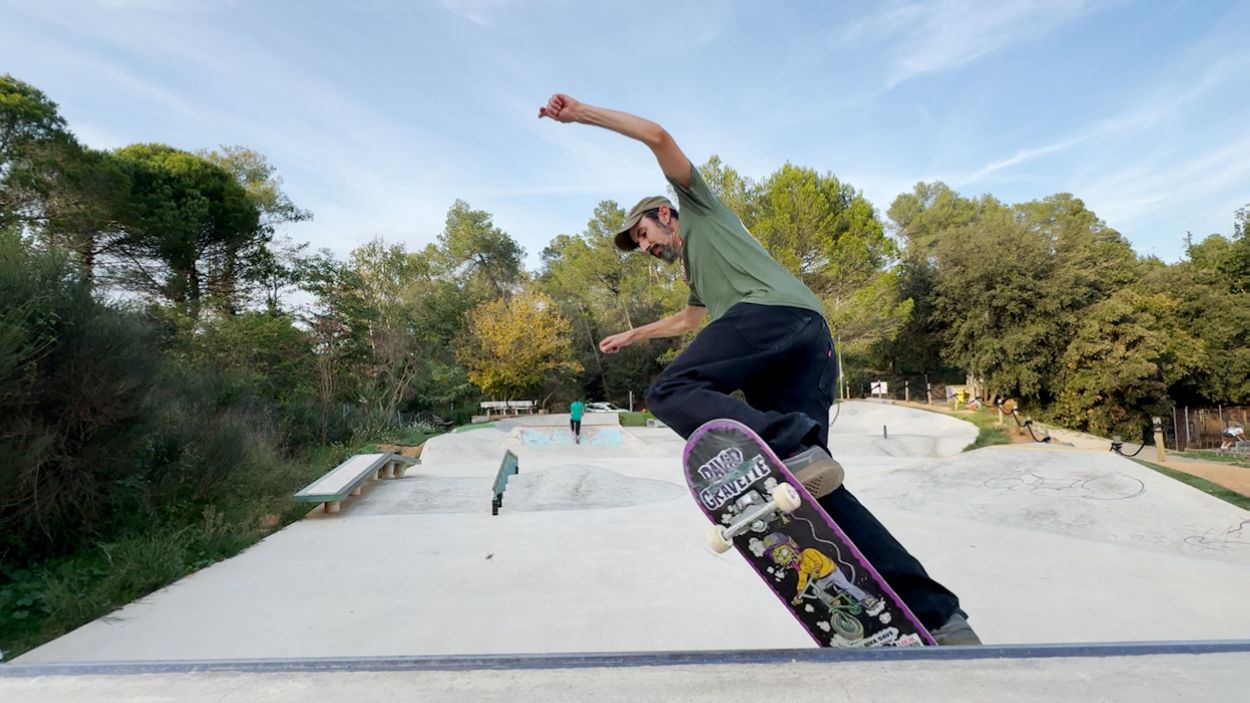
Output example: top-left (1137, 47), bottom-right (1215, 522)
top-left (3, 402), bottom-right (1248, 701)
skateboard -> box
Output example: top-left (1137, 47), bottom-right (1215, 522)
top-left (683, 418), bottom-right (934, 647)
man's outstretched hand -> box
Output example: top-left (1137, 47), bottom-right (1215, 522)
top-left (539, 93), bottom-right (581, 122)
top-left (599, 329), bottom-right (637, 354)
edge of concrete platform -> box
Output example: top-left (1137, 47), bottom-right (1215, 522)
top-left (5, 640), bottom-right (1250, 677)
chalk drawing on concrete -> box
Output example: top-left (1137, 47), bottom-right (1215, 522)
top-left (1184, 518), bottom-right (1250, 553)
top-left (981, 471), bottom-right (1146, 501)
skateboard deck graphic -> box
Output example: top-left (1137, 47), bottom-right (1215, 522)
top-left (683, 418), bottom-right (934, 647)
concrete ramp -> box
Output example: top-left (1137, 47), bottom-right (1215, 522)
top-left (830, 401), bottom-right (977, 459)
top-left (858, 445), bottom-right (1250, 563)
top-left (11, 401), bottom-right (1249, 669)
top-left (503, 464), bottom-right (684, 511)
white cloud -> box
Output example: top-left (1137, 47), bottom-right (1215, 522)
top-left (834, 0), bottom-right (1109, 88)
top-left (438, 0), bottom-right (492, 26)
top-left (1078, 135), bottom-right (1250, 228)
top-left (950, 52), bottom-right (1250, 189)
top-left (88, 0), bottom-right (240, 11)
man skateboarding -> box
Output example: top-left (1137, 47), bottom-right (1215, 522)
top-left (539, 93), bottom-right (979, 645)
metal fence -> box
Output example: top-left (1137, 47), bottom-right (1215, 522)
top-left (850, 377), bottom-right (962, 406)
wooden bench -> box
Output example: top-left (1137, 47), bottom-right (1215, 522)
top-left (491, 450), bottom-right (519, 516)
top-left (294, 452), bottom-right (419, 513)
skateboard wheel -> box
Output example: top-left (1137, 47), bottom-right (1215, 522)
top-left (707, 525), bottom-right (734, 554)
top-left (772, 484), bottom-right (802, 513)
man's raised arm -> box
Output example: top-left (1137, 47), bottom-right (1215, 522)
top-left (539, 93), bottom-right (691, 188)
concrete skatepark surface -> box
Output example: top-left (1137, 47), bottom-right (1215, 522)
top-left (6, 401), bottom-right (1249, 699)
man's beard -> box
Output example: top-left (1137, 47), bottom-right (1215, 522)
top-left (649, 221), bottom-right (681, 264)
top-left (652, 243), bottom-right (680, 264)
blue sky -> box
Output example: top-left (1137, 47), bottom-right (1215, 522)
top-left (3, 0), bottom-right (1248, 267)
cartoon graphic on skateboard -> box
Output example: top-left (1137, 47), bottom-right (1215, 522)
top-left (683, 418), bottom-right (933, 647)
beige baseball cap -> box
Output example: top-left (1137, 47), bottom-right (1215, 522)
top-left (614, 195), bottom-right (673, 251)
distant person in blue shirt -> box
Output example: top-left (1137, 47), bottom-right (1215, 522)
top-left (570, 400), bottom-right (585, 444)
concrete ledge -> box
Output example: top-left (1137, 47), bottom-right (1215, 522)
top-left (294, 453), bottom-right (419, 512)
top-left (4, 643), bottom-right (1249, 703)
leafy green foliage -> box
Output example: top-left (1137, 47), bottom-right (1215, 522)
top-left (536, 200), bottom-right (685, 404)
top-left (1053, 290), bottom-right (1202, 437)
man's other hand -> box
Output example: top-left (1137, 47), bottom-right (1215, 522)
top-left (599, 329), bottom-right (636, 353)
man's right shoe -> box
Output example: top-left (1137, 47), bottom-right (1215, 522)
top-left (930, 612), bottom-right (982, 646)
top-left (783, 446), bottom-right (845, 498)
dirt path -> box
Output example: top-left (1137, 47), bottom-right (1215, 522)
top-left (376, 442), bottom-right (425, 459)
top-left (1153, 454), bottom-right (1250, 497)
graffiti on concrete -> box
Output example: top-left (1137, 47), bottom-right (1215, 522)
top-left (1184, 519), bottom-right (1250, 553)
top-left (981, 471), bottom-right (1146, 501)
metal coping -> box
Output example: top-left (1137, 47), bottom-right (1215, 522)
top-left (5, 640), bottom-right (1250, 677)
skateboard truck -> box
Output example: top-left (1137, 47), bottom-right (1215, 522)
top-left (707, 483), bottom-right (802, 553)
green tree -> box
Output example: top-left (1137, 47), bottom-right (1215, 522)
top-left (697, 155), bottom-right (755, 220)
top-left (751, 163), bottom-right (909, 380)
top-left (537, 200), bottom-right (685, 404)
top-left (198, 146), bottom-right (311, 311)
top-left (1015, 193), bottom-right (1140, 313)
top-left (932, 202), bottom-right (1058, 398)
top-left (436, 199), bottom-right (526, 298)
top-left (35, 144), bottom-right (131, 284)
top-left (1222, 203), bottom-right (1250, 293)
top-left (885, 182), bottom-right (989, 375)
top-left (112, 144), bottom-right (263, 318)
top-left (1142, 231), bottom-right (1250, 403)
top-left (1053, 290), bottom-right (1202, 437)
top-left (0, 227), bottom-right (160, 561)
top-left (0, 74), bottom-right (69, 183)
top-left (887, 181), bottom-right (983, 253)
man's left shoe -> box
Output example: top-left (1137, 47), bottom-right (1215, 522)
top-left (783, 447), bottom-right (845, 498)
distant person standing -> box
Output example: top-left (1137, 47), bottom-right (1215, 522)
top-left (1221, 423), bottom-right (1246, 449)
top-left (570, 399), bottom-right (585, 444)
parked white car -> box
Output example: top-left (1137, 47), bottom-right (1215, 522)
top-left (586, 402), bottom-right (625, 413)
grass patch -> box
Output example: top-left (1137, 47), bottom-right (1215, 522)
top-left (388, 426), bottom-right (440, 447)
top-left (1132, 459), bottom-right (1250, 510)
top-left (936, 407), bottom-right (1012, 451)
top-left (0, 432), bottom-right (400, 662)
top-left (360, 427), bottom-right (442, 456)
top-left (452, 422), bottom-right (496, 433)
top-left (619, 411), bottom-right (655, 427)
top-left (0, 508), bottom-right (261, 661)
top-left (1175, 450), bottom-right (1250, 469)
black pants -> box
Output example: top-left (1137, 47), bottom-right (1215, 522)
top-left (645, 303), bottom-right (961, 629)
top-left (570, 419), bottom-right (582, 435)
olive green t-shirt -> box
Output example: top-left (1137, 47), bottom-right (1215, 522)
top-left (667, 165), bottom-right (825, 322)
